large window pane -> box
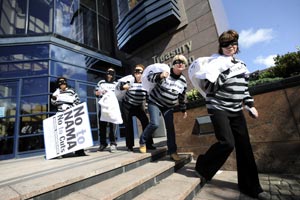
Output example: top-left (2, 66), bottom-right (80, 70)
top-left (20, 114), bottom-right (47, 135)
top-left (22, 77), bottom-right (48, 95)
top-left (21, 95), bottom-right (48, 115)
top-left (28, 0), bottom-right (53, 34)
top-left (0, 61), bottom-right (48, 78)
top-left (18, 135), bottom-right (44, 152)
top-left (50, 61), bottom-right (87, 81)
top-left (55, 0), bottom-right (80, 41)
top-left (50, 45), bottom-right (86, 66)
top-left (98, 15), bottom-right (112, 53)
top-left (0, 45), bottom-right (49, 62)
top-left (0, 0), bottom-right (26, 35)
top-left (81, 6), bottom-right (97, 49)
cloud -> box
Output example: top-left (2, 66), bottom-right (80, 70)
top-left (239, 28), bottom-right (275, 48)
top-left (254, 54), bottom-right (276, 68)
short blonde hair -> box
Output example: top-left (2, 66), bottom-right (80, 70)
top-left (172, 54), bottom-right (188, 66)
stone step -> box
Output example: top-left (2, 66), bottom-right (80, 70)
top-left (58, 154), bottom-right (195, 200)
top-left (133, 163), bottom-right (201, 200)
top-left (1, 148), bottom-right (167, 200)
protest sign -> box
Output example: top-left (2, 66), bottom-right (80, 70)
top-left (43, 102), bottom-right (93, 159)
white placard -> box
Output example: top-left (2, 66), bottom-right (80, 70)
top-left (43, 102), bottom-right (93, 159)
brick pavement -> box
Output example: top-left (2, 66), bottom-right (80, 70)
top-left (193, 170), bottom-right (300, 200)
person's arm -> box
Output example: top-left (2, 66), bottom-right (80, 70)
top-left (178, 87), bottom-right (187, 118)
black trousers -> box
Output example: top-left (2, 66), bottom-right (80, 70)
top-left (99, 110), bottom-right (116, 146)
top-left (121, 101), bottom-right (152, 148)
top-left (195, 109), bottom-right (263, 198)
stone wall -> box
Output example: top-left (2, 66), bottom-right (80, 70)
top-left (174, 78), bottom-right (300, 174)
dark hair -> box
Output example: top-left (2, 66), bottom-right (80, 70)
top-left (218, 29), bottom-right (240, 55)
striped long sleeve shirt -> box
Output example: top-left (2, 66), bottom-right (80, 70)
top-left (148, 68), bottom-right (187, 112)
top-left (117, 76), bottom-right (148, 106)
top-left (51, 87), bottom-right (80, 112)
top-left (205, 57), bottom-right (254, 112)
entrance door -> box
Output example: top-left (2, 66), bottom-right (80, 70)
top-left (0, 80), bottom-right (20, 160)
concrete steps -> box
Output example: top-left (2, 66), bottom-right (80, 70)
top-left (59, 153), bottom-right (199, 200)
top-left (1, 144), bottom-right (202, 200)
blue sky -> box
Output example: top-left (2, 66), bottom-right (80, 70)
top-left (221, 0), bottom-right (300, 72)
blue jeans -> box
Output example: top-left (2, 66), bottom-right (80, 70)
top-left (139, 103), bottom-right (177, 154)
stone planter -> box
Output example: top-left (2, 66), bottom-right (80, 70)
top-left (174, 75), bottom-right (300, 174)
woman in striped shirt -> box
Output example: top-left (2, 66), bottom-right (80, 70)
top-left (117, 64), bottom-right (154, 151)
top-left (139, 55), bottom-right (188, 161)
top-left (194, 30), bottom-right (270, 200)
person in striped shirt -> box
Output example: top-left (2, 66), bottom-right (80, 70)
top-left (139, 55), bottom-right (188, 161)
top-left (117, 64), bottom-right (154, 151)
top-left (51, 76), bottom-right (86, 157)
top-left (95, 68), bottom-right (118, 152)
top-left (194, 30), bottom-right (270, 200)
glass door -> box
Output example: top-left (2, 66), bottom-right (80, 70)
top-left (0, 80), bottom-right (20, 160)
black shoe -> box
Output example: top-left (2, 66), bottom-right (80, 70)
top-left (146, 144), bottom-right (156, 150)
top-left (98, 144), bottom-right (108, 151)
top-left (194, 169), bottom-right (207, 187)
top-left (75, 149), bottom-right (86, 156)
top-left (127, 147), bottom-right (134, 152)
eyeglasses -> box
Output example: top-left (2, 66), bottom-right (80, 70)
top-left (220, 40), bottom-right (238, 48)
top-left (173, 60), bottom-right (185, 65)
top-left (134, 69), bottom-right (143, 74)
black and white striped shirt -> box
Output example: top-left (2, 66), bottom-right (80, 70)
top-left (205, 58), bottom-right (254, 112)
top-left (148, 68), bottom-right (187, 111)
top-left (118, 76), bottom-right (148, 106)
top-left (51, 87), bottom-right (80, 112)
top-left (95, 80), bottom-right (117, 98)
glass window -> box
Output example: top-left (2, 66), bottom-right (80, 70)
top-left (50, 45), bottom-right (86, 66)
top-left (22, 77), bottom-right (48, 95)
top-left (55, 0), bottom-right (80, 41)
top-left (0, 44), bottom-right (49, 62)
top-left (20, 95), bottom-right (48, 115)
top-left (28, 0), bottom-right (53, 34)
top-left (19, 114), bottom-right (47, 135)
top-left (98, 0), bottom-right (110, 19)
top-left (0, 0), bottom-right (27, 35)
top-left (0, 61), bottom-right (48, 79)
top-left (98, 15), bottom-right (112, 53)
top-left (0, 81), bottom-right (18, 117)
top-left (0, 137), bottom-right (14, 155)
top-left (50, 61), bottom-right (87, 81)
top-left (81, 0), bottom-right (96, 12)
top-left (0, 98), bottom-right (17, 117)
top-left (18, 135), bottom-right (44, 152)
top-left (81, 6), bottom-right (98, 49)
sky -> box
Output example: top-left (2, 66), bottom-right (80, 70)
top-left (221, 0), bottom-right (300, 72)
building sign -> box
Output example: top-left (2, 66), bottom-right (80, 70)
top-left (43, 102), bottom-right (93, 159)
top-left (152, 41), bottom-right (194, 66)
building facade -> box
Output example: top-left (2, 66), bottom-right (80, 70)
top-left (0, 0), bottom-right (227, 160)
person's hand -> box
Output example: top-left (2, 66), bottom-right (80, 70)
top-left (123, 83), bottom-right (130, 90)
top-left (182, 112), bottom-right (187, 119)
top-left (51, 95), bottom-right (57, 100)
top-left (160, 71), bottom-right (169, 79)
top-left (248, 107), bottom-right (258, 119)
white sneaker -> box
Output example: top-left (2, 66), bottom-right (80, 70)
top-left (110, 144), bottom-right (117, 153)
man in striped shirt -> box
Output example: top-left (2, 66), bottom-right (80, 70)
top-left (95, 68), bottom-right (118, 152)
top-left (139, 55), bottom-right (188, 161)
